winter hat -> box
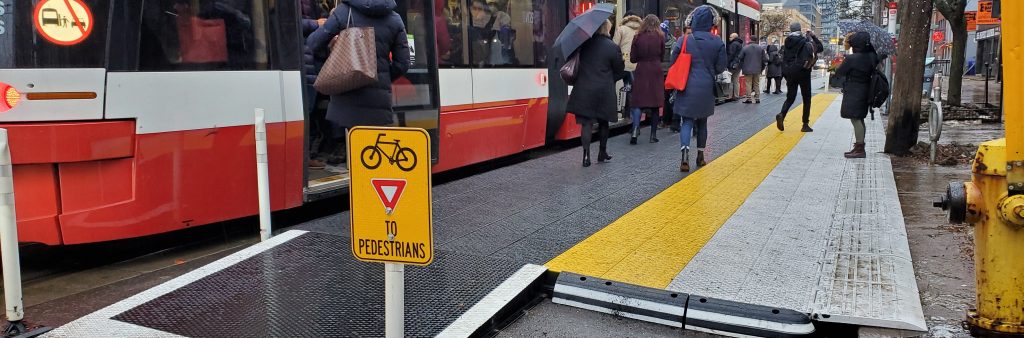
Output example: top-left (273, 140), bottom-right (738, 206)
top-left (789, 22), bottom-right (801, 32)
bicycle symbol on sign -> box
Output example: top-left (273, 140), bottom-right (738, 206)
top-left (360, 133), bottom-right (418, 171)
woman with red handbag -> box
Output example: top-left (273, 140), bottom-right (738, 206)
top-left (668, 5), bottom-right (726, 172)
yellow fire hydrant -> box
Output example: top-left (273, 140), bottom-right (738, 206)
top-left (933, 1), bottom-right (1024, 336)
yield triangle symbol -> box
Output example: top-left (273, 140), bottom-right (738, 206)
top-left (371, 179), bottom-right (407, 214)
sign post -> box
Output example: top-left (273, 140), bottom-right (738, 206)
top-left (348, 127), bottom-right (433, 338)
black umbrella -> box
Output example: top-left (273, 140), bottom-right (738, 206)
top-left (838, 20), bottom-right (896, 57)
top-left (553, 3), bottom-right (615, 60)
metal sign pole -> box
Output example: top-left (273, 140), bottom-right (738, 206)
top-left (254, 108), bottom-right (272, 242)
top-left (0, 129), bottom-right (50, 337)
top-left (0, 129), bottom-right (23, 325)
top-left (385, 262), bottom-right (404, 338)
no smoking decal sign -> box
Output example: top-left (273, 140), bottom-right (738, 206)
top-left (33, 0), bottom-right (93, 46)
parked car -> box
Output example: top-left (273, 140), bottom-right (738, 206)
top-left (814, 59), bottom-right (827, 69)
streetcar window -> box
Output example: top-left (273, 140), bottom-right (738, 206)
top-left (137, 0), bottom-right (272, 71)
top-left (441, 0), bottom-right (555, 68)
top-left (0, 0), bottom-right (109, 69)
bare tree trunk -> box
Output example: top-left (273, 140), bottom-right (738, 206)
top-left (946, 20), bottom-right (967, 106)
top-left (934, 0), bottom-right (968, 106)
top-left (884, 0), bottom-right (933, 155)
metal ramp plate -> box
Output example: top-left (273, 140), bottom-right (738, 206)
top-left (668, 99), bottom-right (927, 333)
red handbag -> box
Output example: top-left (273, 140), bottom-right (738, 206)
top-left (665, 35), bottom-right (691, 91)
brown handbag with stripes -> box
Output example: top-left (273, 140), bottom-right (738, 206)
top-left (314, 3), bottom-right (378, 95)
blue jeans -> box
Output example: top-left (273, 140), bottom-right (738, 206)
top-left (679, 117), bottom-right (708, 150)
top-left (630, 107), bottom-right (642, 132)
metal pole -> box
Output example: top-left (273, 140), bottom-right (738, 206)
top-left (985, 64), bottom-right (991, 107)
top-left (255, 108), bottom-right (272, 242)
top-left (884, 1), bottom-right (897, 116)
top-left (0, 129), bottom-right (22, 324)
top-left (385, 262), bottom-right (404, 338)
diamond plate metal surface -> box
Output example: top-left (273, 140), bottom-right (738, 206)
top-left (113, 232), bottom-right (523, 337)
top-left (669, 98), bottom-right (927, 332)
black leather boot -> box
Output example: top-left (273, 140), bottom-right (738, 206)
top-left (598, 146), bottom-right (612, 162)
top-left (582, 149), bottom-right (591, 167)
top-left (696, 150), bottom-right (706, 167)
top-left (650, 127), bottom-right (659, 143)
top-left (680, 148), bottom-right (690, 172)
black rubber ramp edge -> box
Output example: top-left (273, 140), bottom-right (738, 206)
top-left (552, 271), bottom-right (815, 337)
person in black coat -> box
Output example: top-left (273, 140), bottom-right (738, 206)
top-left (775, 22), bottom-right (823, 132)
top-left (726, 33), bottom-right (744, 99)
top-left (835, 31), bottom-right (878, 159)
top-left (565, 19), bottom-right (627, 167)
top-left (301, 0), bottom-right (331, 168)
top-left (307, 0), bottom-right (411, 129)
top-left (763, 42), bottom-right (783, 94)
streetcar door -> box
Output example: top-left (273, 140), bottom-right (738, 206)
top-left (303, 0), bottom-right (441, 201)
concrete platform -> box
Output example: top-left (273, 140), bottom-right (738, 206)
top-left (668, 97), bottom-right (927, 334)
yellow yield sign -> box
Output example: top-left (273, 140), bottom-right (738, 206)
top-left (348, 127), bottom-right (433, 265)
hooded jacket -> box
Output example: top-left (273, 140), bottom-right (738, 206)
top-left (613, 15), bottom-right (642, 71)
top-left (307, 0), bottom-right (411, 128)
top-left (670, 5), bottom-right (727, 120)
top-left (836, 31), bottom-right (878, 119)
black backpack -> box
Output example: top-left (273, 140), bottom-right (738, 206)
top-left (782, 41), bottom-right (813, 76)
top-left (868, 62), bottom-right (890, 109)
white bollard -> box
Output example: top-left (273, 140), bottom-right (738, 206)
top-left (0, 129), bottom-right (23, 323)
top-left (254, 108), bottom-right (272, 242)
top-left (385, 262), bottom-right (404, 338)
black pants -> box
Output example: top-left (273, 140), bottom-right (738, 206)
top-left (765, 76), bottom-right (782, 92)
top-left (662, 90), bottom-right (676, 130)
top-left (779, 73), bottom-right (812, 124)
top-left (580, 118), bottom-right (610, 154)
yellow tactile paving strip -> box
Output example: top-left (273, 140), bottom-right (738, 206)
top-left (546, 93), bottom-right (839, 289)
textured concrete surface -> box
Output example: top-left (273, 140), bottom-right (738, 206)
top-left (669, 97), bottom-right (927, 333)
top-left (545, 94), bottom-right (838, 288)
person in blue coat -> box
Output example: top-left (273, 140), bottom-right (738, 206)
top-left (669, 5), bottom-right (726, 172)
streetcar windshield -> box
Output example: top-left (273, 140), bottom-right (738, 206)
top-left (0, 0), bottom-right (109, 69)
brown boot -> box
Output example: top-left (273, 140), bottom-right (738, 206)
top-left (844, 143), bottom-right (857, 156)
top-left (844, 142), bottom-right (866, 158)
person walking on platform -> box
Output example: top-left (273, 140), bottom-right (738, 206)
top-left (567, 19), bottom-right (626, 167)
top-left (307, 0), bottom-right (411, 132)
top-left (670, 5), bottom-right (726, 172)
top-left (835, 32), bottom-right (878, 159)
top-left (627, 14), bottom-right (666, 145)
top-left (613, 13), bottom-right (641, 119)
top-left (764, 40), bottom-right (783, 94)
top-left (775, 23), bottom-right (823, 132)
top-left (738, 36), bottom-right (767, 104)
top-left (726, 33), bottom-right (743, 100)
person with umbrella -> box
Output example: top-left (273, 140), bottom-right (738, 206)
top-left (564, 19), bottom-right (626, 167)
top-left (670, 5), bottom-right (726, 172)
top-left (835, 31), bottom-right (879, 159)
